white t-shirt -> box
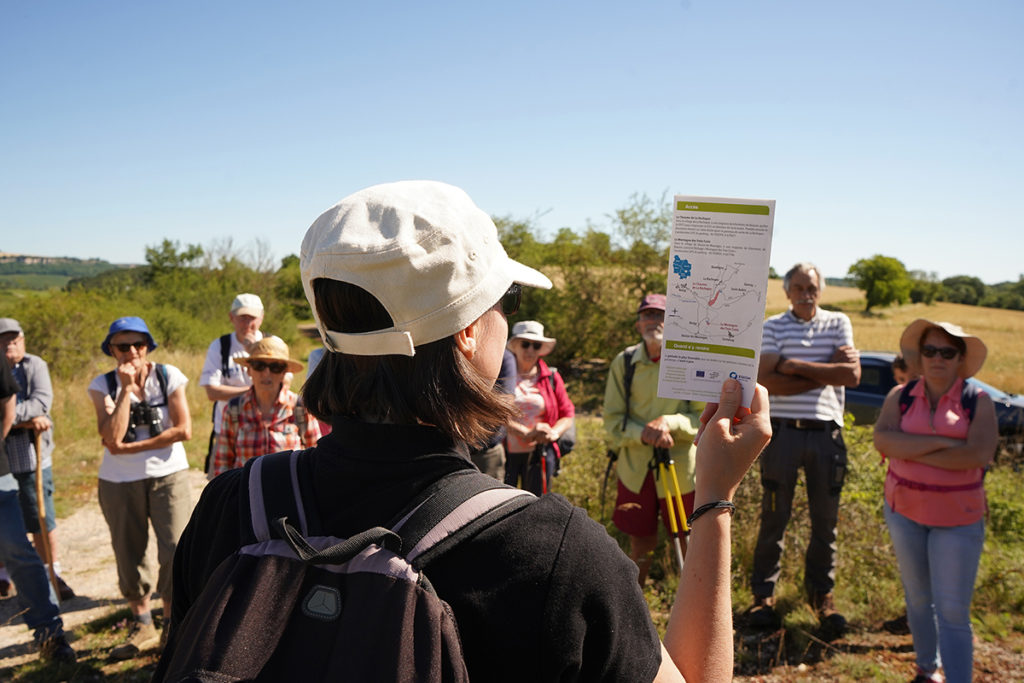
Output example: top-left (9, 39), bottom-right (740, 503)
top-left (199, 331), bottom-right (262, 432)
top-left (88, 363), bottom-right (190, 482)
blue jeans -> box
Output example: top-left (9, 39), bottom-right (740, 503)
top-left (0, 474), bottom-right (63, 640)
top-left (885, 502), bottom-right (984, 683)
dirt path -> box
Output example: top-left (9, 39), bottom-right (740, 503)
top-left (0, 469), bottom-right (207, 667)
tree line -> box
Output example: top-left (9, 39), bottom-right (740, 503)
top-left (848, 254), bottom-right (1024, 311)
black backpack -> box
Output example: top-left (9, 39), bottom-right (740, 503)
top-left (155, 450), bottom-right (533, 682)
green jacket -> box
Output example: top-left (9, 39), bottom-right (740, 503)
top-left (602, 343), bottom-right (702, 497)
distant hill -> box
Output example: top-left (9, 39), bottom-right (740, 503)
top-left (0, 252), bottom-right (129, 289)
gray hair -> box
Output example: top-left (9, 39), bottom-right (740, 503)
top-left (782, 262), bottom-right (824, 293)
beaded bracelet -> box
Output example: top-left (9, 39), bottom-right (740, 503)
top-left (686, 500), bottom-right (736, 527)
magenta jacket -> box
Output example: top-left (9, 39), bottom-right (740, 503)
top-left (534, 358), bottom-right (575, 457)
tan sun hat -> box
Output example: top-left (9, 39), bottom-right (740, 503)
top-left (899, 318), bottom-right (987, 379)
top-left (238, 336), bottom-right (304, 374)
top-left (507, 320), bottom-right (556, 356)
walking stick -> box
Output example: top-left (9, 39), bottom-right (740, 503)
top-left (653, 447), bottom-right (689, 574)
top-left (33, 430), bottom-right (60, 601)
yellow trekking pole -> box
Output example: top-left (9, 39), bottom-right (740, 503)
top-left (654, 447), bottom-right (689, 574)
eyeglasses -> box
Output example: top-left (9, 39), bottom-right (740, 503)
top-left (112, 341), bottom-right (148, 353)
top-left (638, 310), bottom-right (665, 322)
top-left (249, 360), bottom-right (288, 374)
top-left (519, 340), bottom-right (543, 351)
top-left (501, 283), bottom-right (522, 316)
top-left (921, 344), bottom-right (959, 360)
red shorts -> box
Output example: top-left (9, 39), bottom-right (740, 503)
top-left (612, 470), bottom-right (694, 538)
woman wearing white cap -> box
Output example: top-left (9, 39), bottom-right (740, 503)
top-left (504, 320), bottom-right (575, 495)
top-left (874, 319), bottom-right (998, 683)
top-left (163, 181), bottom-right (771, 682)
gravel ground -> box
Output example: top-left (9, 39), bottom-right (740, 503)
top-left (0, 469), bottom-right (207, 667)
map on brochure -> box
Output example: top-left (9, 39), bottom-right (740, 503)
top-left (657, 196), bottom-right (775, 408)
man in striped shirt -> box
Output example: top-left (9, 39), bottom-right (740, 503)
top-left (749, 262), bottom-right (861, 637)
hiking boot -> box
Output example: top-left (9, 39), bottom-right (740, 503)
top-left (911, 668), bottom-right (944, 682)
top-left (56, 574), bottom-right (76, 601)
top-left (37, 633), bottom-right (77, 664)
top-left (810, 592), bottom-right (847, 637)
top-left (883, 612), bottom-right (910, 635)
top-left (748, 595), bottom-right (781, 628)
top-left (110, 620), bottom-right (161, 660)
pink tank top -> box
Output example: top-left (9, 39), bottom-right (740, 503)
top-left (884, 379), bottom-right (986, 527)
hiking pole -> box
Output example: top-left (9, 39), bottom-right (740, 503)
top-left (34, 430), bottom-right (60, 601)
top-left (600, 449), bottom-right (618, 522)
top-left (653, 447), bottom-right (689, 574)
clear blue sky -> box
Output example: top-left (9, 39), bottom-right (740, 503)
top-left (3, 1), bottom-right (1021, 284)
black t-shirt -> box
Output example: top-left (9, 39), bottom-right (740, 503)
top-left (0, 361), bottom-right (19, 477)
top-left (171, 417), bottom-right (662, 682)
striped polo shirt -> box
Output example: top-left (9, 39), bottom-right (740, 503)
top-left (761, 308), bottom-right (855, 424)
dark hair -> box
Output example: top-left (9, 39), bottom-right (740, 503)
top-left (302, 279), bottom-right (515, 444)
top-left (891, 355), bottom-right (908, 372)
top-left (918, 326), bottom-right (967, 356)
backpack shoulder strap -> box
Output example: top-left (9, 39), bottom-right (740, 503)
top-left (245, 451), bottom-right (311, 542)
top-left (104, 370), bottom-right (117, 400)
top-left (960, 380), bottom-right (981, 420)
top-left (898, 378), bottom-right (918, 415)
top-left (393, 470), bottom-right (533, 570)
top-left (620, 344), bottom-right (639, 431)
top-left (154, 363), bottom-right (169, 405)
top-left (219, 333), bottom-right (233, 375)
top-left (293, 396), bottom-right (307, 437)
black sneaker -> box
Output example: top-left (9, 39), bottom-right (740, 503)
top-left (811, 592), bottom-right (847, 638)
top-left (38, 633), bottom-right (77, 664)
top-left (883, 612), bottom-right (910, 635)
top-left (56, 575), bottom-right (76, 601)
top-left (748, 595), bottom-right (781, 628)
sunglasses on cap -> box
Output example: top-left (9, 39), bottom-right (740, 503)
top-left (112, 341), bottom-right (148, 353)
top-left (519, 340), bottom-right (543, 351)
top-left (249, 360), bottom-right (288, 374)
top-left (501, 283), bottom-right (522, 316)
top-left (921, 344), bottom-right (959, 360)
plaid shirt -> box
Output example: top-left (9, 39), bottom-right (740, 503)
top-left (212, 388), bottom-right (321, 477)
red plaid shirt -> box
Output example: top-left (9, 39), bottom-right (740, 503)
top-left (212, 388), bottom-right (321, 476)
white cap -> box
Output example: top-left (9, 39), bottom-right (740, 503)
top-left (300, 181), bottom-right (552, 356)
top-left (231, 293), bottom-right (264, 317)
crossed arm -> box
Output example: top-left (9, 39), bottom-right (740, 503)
top-left (873, 386), bottom-right (998, 470)
top-left (757, 345), bottom-right (861, 396)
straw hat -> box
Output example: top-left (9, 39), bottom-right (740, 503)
top-left (507, 320), bottom-right (556, 356)
top-left (899, 318), bottom-right (987, 379)
top-left (238, 336), bottom-right (304, 373)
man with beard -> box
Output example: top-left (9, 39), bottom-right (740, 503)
top-left (603, 294), bottom-right (703, 586)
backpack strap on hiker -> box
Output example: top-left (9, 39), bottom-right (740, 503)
top-left (390, 470), bottom-right (533, 569)
top-left (246, 451), bottom-right (311, 541)
top-left (219, 333), bottom-right (233, 375)
top-left (104, 364), bottom-right (168, 406)
top-left (899, 377), bottom-right (980, 419)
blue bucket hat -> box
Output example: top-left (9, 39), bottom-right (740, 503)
top-left (101, 316), bottom-right (158, 356)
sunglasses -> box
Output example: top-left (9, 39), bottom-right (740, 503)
top-left (519, 340), bottom-right (543, 351)
top-left (112, 341), bottom-right (148, 353)
top-left (249, 360), bottom-right (288, 374)
top-left (501, 283), bottom-right (522, 316)
top-left (921, 344), bottom-right (959, 360)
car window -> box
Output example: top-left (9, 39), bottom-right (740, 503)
top-left (857, 363), bottom-right (895, 396)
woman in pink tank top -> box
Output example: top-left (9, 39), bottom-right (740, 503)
top-left (873, 319), bottom-right (998, 683)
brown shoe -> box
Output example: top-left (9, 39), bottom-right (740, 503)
top-left (110, 621), bottom-right (160, 660)
top-left (56, 575), bottom-right (76, 601)
top-left (810, 592), bottom-right (847, 637)
top-left (748, 595), bottom-right (781, 628)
